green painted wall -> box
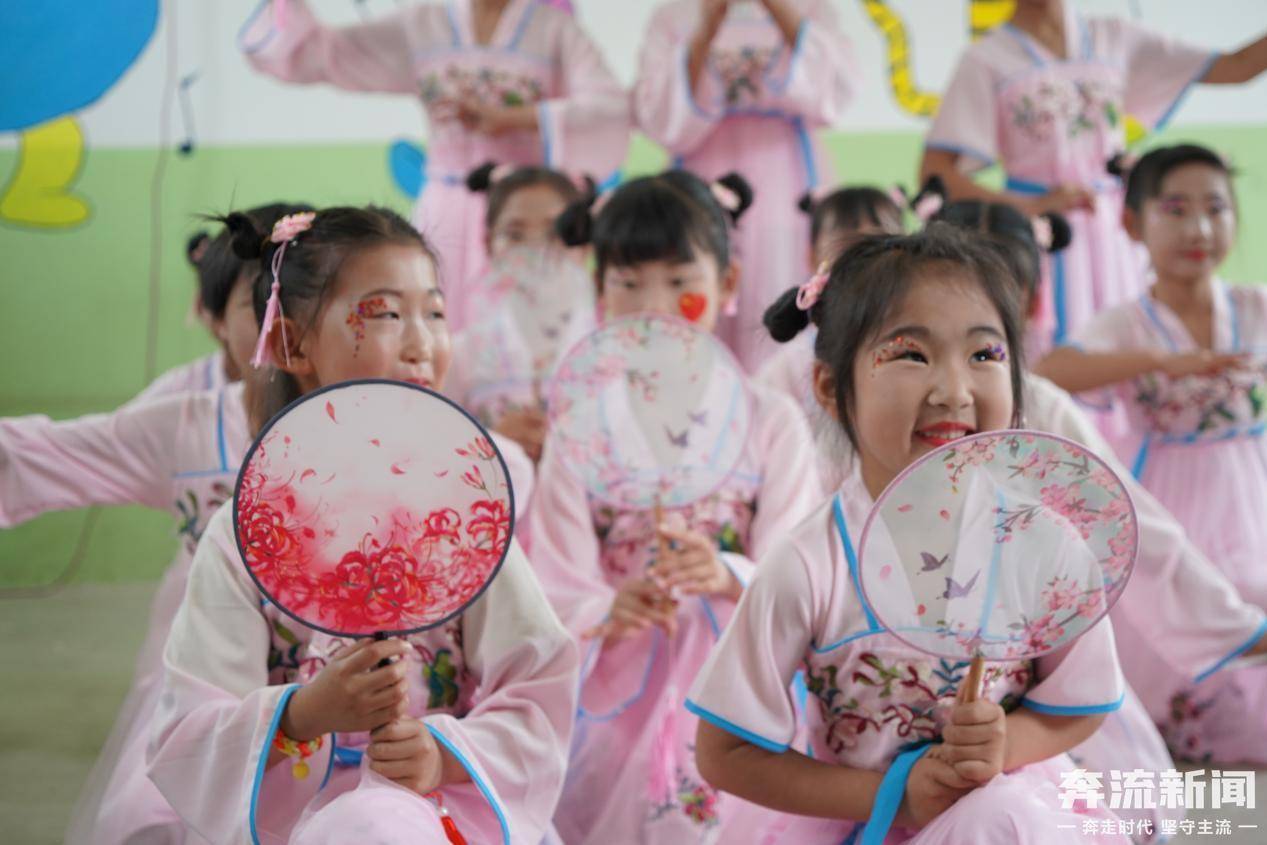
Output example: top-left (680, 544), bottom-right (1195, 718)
top-left (1, 125), bottom-right (1264, 586)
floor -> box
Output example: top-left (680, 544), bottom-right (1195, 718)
top-left (0, 584), bottom-right (1263, 843)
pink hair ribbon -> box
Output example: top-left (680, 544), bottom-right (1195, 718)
top-left (796, 262), bottom-right (831, 311)
top-left (1031, 215), bottom-right (1053, 251)
top-left (710, 181), bottom-right (741, 214)
top-left (251, 211), bottom-right (315, 369)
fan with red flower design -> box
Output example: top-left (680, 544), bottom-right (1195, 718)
top-left (857, 431), bottom-right (1138, 692)
top-left (233, 380), bottom-right (516, 637)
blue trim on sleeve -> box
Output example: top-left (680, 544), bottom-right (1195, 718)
top-left (1130, 434), bottom-right (1152, 480)
top-left (248, 684), bottom-right (300, 845)
top-left (1153, 52), bottom-right (1219, 132)
top-left (860, 743), bottom-right (934, 845)
top-left (1021, 692), bottom-right (1125, 716)
top-left (237, 0), bottom-right (278, 55)
top-left (1193, 617), bottom-right (1267, 684)
top-left (332, 745), bottom-right (364, 768)
top-left (792, 116), bottom-right (818, 190)
top-left (216, 388), bottom-right (229, 472)
top-left (685, 699), bottom-right (790, 754)
top-left (577, 630), bottom-right (661, 721)
top-left (424, 723), bottom-right (512, 845)
top-left (538, 102), bottom-right (554, 167)
top-left (926, 140), bottom-right (996, 169)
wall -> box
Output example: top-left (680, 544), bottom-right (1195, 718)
top-left (2, 1), bottom-right (1266, 585)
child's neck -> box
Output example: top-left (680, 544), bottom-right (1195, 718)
top-left (1011, 2), bottom-right (1067, 57)
top-left (1151, 271), bottom-right (1216, 313)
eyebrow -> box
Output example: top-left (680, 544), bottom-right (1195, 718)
top-left (359, 287), bottom-right (443, 299)
top-left (875, 324), bottom-right (1004, 343)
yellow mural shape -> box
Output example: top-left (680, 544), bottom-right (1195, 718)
top-left (0, 116), bottom-right (91, 228)
top-left (970, 0), bottom-right (1016, 41)
top-left (861, 0), bottom-right (941, 117)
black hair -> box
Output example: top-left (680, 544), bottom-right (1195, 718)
top-left (186, 231), bottom-right (211, 266)
top-left (930, 200), bottom-right (1071, 307)
top-left (194, 203), bottom-right (313, 320)
top-left (1121, 143), bottom-right (1236, 213)
top-left (556, 169), bottom-right (754, 282)
top-left (221, 205), bottom-right (438, 432)
top-left (762, 225), bottom-right (1026, 449)
top-left (798, 186), bottom-right (905, 245)
top-left (466, 160), bottom-right (589, 229)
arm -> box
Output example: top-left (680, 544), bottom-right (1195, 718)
top-left (634, 4), bottom-right (722, 153)
top-left (697, 721), bottom-right (884, 819)
top-left (242, 0), bottom-right (418, 94)
top-left (1002, 709), bottom-right (1105, 771)
top-left (761, 0), bottom-right (803, 45)
top-left (1201, 32), bottom-right (1267, 85)
top-left (0, 395), bottom-right (185, 527)
top-left (688, 0), bottom-right (731, 93)
top-left (534, 12), bottom-right (631, 175)
top-left (1035, 345), bottom-right (1247, 394)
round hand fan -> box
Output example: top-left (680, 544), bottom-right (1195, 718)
top-left (545, 312), bottom-right (752, 511)
top-left (858, 430), bottom-right (1138, 682)
top-left (233, 379), bottom-right (516, 637)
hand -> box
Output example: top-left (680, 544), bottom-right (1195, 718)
top-left (1158, 349), bottom-right (1249, 378)
top-left (456, 101), bottom-right (532, 136)
top-left (494, 407), bottom-right (548, 463)
top-left (281, 638), bottom-right (410, 740)
top-left (367, 718), bottom-right (443, 795)
top-left (1019, 184), bottom-right (1095, 215)
top-left (937, 686), bottom-right (1007, 785)
top-left (583, 577), bottom-right (678, 642)
top-left (895, 753), bottom-right (976, 829)
top-left (650, 525), bottom-right (738, 599)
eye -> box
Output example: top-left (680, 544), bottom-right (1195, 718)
top-left (896, 349), bottom-right (928, 363)
top-left (1208, 200), bottom-right (1231, 216)
top-left (972, 346), bottom-right (1006, 363)
top-left (670, 277), bottom-right (685, 288)
top-left (429, 307), bottom-right (447, 320)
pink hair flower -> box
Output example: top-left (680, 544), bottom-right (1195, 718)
top-left (271, 212), bottom-right (316, 244)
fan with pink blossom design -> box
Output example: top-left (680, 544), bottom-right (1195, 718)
top-left (858, 430), bottom-right (1139, 695)
top-left (232, 379), bottom-right (516, 637)
top-left (545, 313), bottom-right (752, 511)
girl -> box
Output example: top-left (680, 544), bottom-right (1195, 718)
top-left (921, 0), bottom-right (1267, 351)
top-left (932, 198), bottom-right (1267, 838)
top-left (691, 226), bottom-right (1130, 843)
top-left (241, 0), bottom-right (630, 328)
top-left (634, 0), bottom-right (858, 371)
top-left (446, 161), bottom-right (591, 463)
top-left (527, 170), bottom-right (820, 843)
top-left (1038, 144), bottom-right (1267, 763)
top-left (148, 205), bottom-right (572, 843)
top-left (135, 203), bottom-right (313, 403)
top-left (0, 202), bottom-right (305, 845)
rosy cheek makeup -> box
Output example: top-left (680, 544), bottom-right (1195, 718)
top-left (678, 292), bottom-right (707, 323)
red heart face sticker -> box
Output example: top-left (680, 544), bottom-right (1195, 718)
top-left (678, 293), bottom-right (707, 323)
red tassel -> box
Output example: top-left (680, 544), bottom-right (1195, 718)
top-left (441, 814), bottom-right (467, 845)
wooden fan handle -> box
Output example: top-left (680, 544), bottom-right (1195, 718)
top-left (962, 654), bottom-right (985, 703)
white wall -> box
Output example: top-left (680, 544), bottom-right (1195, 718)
top-left (18, 0), bottom-right (1267, 150)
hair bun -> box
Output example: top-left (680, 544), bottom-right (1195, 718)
top-left (715, 171), bottom-right (755, 223)
top-left (466, 161), bottom-right (498, 192)
top-left (797, 191), bottom-right (815, 215)
top-left (186, 231), bottom-right (210, 266)
top-left (1106, 152), bottom-right (1131, 179)
top-left (1043, 212), bottom-right (1073, 253)
top-left (223, 212), bottom-right (265, 260)
top-left (555, 193), bottom-right (598, 247)
top-left (762, 285), bottom-right (812, 343)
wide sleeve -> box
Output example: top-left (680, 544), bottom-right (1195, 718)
top-left (148, 505), bottom-right (327, 845)
top-left (1117, 18), bottom-right (1217, 130)
top-left (686, 537), bottom-right (817, 753)
top-left (924, 48), bottom-right (999, 172)
top-left (760, 0), bottom-right (859, 126)
top-left (632, 4), bottom-right (721, 155)
top-left (423, 545), bottom-right (578, 844)
top-left (1060, 303), bottom-right (1140, 408)
top-left (1021, 616), bottom-right (1126, 716)
top-left (1030, 377), bottom-right (1267, 684)
top-left (523, 432), bottom-right (611, 636)
top-left (537, 13), bottom-right (632, 179)
top-left (241, 0), bottom-right (419, 95)
top-left (732, 387), bottom-right (822, 585)
top-left (490, 432), bottom-right (534, 515)
top-left (0, 395), bottom-right (184, 526)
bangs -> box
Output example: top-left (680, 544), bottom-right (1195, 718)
top-left (594, 189), bottom-right (708, 270)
